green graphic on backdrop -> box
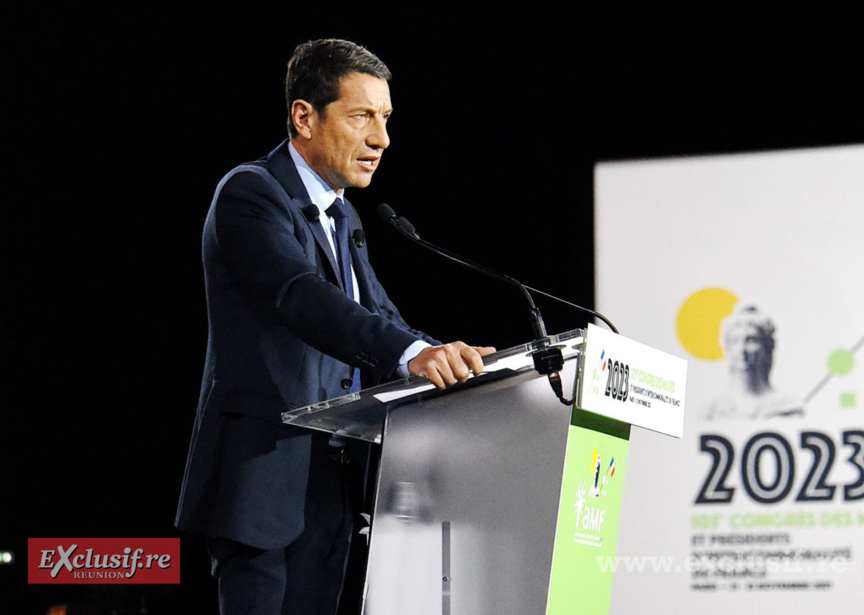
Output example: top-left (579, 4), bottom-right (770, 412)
top-left (804, 334), bottom-right (864, 409)
top-left (546, 411), bottom-right (630, 615)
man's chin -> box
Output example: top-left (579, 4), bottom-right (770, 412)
top-left (348, 174), bottom-right (375, 189)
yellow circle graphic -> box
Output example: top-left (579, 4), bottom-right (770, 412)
top-left (676, 288), bottom-right (738, 360)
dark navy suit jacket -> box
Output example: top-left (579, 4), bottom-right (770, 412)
top-left (175, 141), bottom-right (436, 549)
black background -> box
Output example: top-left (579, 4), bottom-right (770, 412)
top-left (3, 4), bottom-right (862, 613)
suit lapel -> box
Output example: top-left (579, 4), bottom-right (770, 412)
top-left (348, 230), bottom-right (373, 307)
top-left (267, 140), bottom-right (343, 291)
top-left (307, 214), bottom-right (343, 292)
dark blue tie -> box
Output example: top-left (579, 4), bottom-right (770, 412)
top-left (328, 198), bottom-right (361, 393)
top-left (327, 198), bottom-right (354, 301)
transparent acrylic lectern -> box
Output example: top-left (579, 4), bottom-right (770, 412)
top-left (282, 326), bottom-right (686, 615)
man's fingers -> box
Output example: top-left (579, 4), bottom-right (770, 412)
top-left (446, 344), bottom-right (473, 382)
top-left (409, 345), bottom-right (456, 389)
top-left (459, 344), bottom-right (496, 376)
top-left (424, 368), bottom-right (445, 390)
top-left (408, 342), bottom-right (497, 389)
top-left (436, 348), bottom-right (460, 386)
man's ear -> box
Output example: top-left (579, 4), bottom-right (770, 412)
top-left (290, 99), bottom-right (315, 140)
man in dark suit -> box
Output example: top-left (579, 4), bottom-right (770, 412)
top-left (175, 39), bottom-right (493, 615)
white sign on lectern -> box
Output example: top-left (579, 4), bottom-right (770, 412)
top-left (580, 323), bottom-right (687, 438)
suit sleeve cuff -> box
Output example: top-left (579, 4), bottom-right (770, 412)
top-left (396, 340), bottom-right (432, 378)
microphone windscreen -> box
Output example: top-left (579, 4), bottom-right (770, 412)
top-left (377, 203), bottom-right (397, 221)
top-left (302, 204), bottom-right (320, 222)
top-left (397, 217), bottom-right (417, 236)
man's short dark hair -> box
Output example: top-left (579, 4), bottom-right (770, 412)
top-left (285, 39), bottom-right (391, 138)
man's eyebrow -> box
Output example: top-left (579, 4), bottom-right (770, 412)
top-left (348, 105), bottom-right (393, 116)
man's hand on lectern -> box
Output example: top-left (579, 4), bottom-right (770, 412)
top-left (408, 342), bottom-right (496, 389)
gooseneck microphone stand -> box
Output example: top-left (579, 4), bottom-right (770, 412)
top-left (378, 203), bottom-right (578, 405)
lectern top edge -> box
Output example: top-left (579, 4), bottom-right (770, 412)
top-left (280, 328), bottom-right (587, 443)
top-left (281, 326), bottom-right (688, 442)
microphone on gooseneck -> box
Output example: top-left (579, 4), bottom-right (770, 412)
top-left (377, 204), bottom-right (548, 339)
top-left (376, 204), bottom-right (618, 333)
top-left (377, 202), bottom-right (581, 405)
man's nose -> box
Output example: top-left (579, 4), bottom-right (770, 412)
top-left (367, 116), bottom-right (390, 150)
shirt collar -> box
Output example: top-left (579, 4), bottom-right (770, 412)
top-left (288, 141), bottom-right (344, 216)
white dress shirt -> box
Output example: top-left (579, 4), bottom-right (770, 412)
top-left (287, 142), bottom-right (428, 377)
